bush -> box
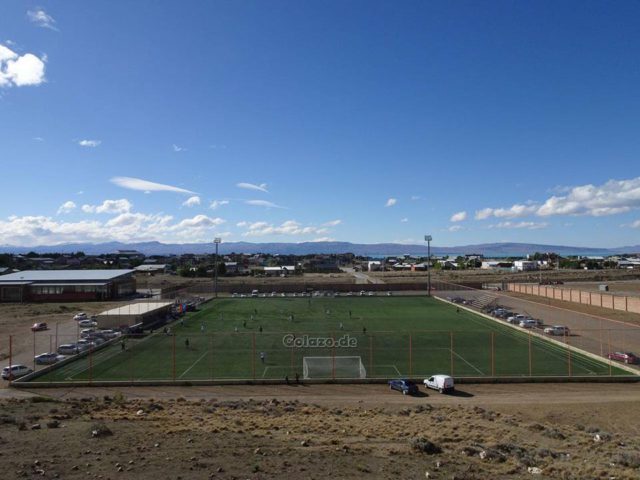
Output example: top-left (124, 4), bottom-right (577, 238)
top-left (410, 437), bottom-right (442, 455)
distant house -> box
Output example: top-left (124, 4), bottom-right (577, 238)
top-left (134, 264), bottom-right (169, 274)
top-left (513, 260), bottom-right (537, 271)
top-left (263, 265), bottom-right (297, 276)
top-left (115, 250), bottom-right (145, 260)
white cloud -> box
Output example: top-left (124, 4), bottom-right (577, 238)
top-left (57, 201), bottom-right (76, 215)
top-left (82, 199), bottom-right (132, 214)
top-left (385, 198), bottom-right (397, 207)
top-left (182, 196), bottom-right (201, 207)
top-left (27, 9), bottom-right (58, 31)
top-left (237, 182), bottom-right (268, 193)
top-left (489, 221), bottom-right (548, 230)
top-left (448, 225), bottom-right (463, 232)
top-left (0, 44), bottom-right (46, 87)
top-left (245, 199), bottom-right (285, 209)
top-left (33, 136), bottom-right (44, 142)
top-left (411, 195), bottom-right (421, 201)
top-left (77, 139), bottom-right (101, 148)
top-left (241, 220), bottom-right (329, 237)
top-left (210, 200), bottom-right (229, 210)
top-left (173, 215), bottom-right (225, 229)
top-left (450, 211), bottom-right (467, 222)
top-left (236, 221), bottom-right (248, 227)
top-left (111, 176), bottom-right (196, 195)
top-left (311, 237), bottom-right (335, 242)
top-left (476, 177), bottom-right (640, 221)
top-left (0, 210), bottom-right (229, 245)
top-left (624, 220), bottom-right (640, 229)
top-left (400, 218), bottom-right (408, 223)
top-left (172, 144), bottom-right (185, 152)
top-left (322, 219), bottom-right (342, 227)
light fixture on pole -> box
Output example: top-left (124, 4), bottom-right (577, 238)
top-left (213, 237), bottom-right (221, 298)
top-left (424, 235), bottom-right (432, 296)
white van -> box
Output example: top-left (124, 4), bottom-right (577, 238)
top-left (423, 374), bottom-right (455, 393)
top-left (251, 290), bottom-right (259, 298)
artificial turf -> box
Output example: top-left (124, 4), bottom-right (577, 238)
top-left (33, 296), bottom-right (629, 382)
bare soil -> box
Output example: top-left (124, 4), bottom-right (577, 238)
top-left (0, 383), bottom-right (639, 479)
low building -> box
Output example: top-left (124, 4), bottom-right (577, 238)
top-left (0, 269), bottom-right (135, 303)
top-left (513, 260), bottom-right (537, 271)
top-left (96, 301), bottom-right (174, 329)
top-left (134, 264), bottom-right (169, 274)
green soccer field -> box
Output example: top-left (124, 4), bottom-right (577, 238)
top-left (33, 296), bottom-right (629, 383)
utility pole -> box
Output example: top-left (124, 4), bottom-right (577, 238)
top-left (213, 237), bottom-right (221, 298)
top-left (425, 235), bottom-right (432, 296)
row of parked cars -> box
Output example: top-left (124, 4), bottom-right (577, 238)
top-left (389, 375), bottom-right (455, 395)
top-left (490, 308), bottom-right (571, 336)
top-left (232, 290), bottom-right (391, 298)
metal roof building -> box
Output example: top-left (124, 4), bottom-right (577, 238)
top-left (0, 269), bottom-right (136, 303)
top-left (97, 301), bottom-right (174, 329)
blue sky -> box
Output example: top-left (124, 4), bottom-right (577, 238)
top-left (1, 1), bottom-right (640, 248)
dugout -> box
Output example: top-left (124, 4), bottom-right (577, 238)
top-left (96, 301), bottom-right (174, 330)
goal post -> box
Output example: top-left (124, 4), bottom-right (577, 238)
top-left (302, 356), bottom-right (367, 379)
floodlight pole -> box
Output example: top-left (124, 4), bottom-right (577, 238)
top-left (425, 235), bottom-right (432, 296)
top-left (213, 238), bottom-right (221, 298)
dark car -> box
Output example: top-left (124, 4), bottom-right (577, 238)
top-left (31, 322), bottom-right (48, 332)
top-left (388, 379), bottom-right (419, 395)
top-left (607, 352), bottom-right (638, 364)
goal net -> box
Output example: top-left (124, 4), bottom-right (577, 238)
top-left (302, 356), bottom-right (366, 379)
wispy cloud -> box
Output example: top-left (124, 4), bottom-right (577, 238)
top-left (27, 9), bottom-right (58, 31)
top-left (448, 225), bottom-right (464, 232)
top-left (182, 196), bottom-right (201, 207)
top-left (172, 144), bottom-right (185, 152)
top-left (56, 201), bottom-right (76, 215)
top-left (241, 220), bottom-right (328, 237)
top-left (245, 200), bottom-right (285, 209)
top-left (400, 218), bottom-right (408, 223)
top-left (410, 195), bottom-right (421, 201)
top-left (111, 177), bottom-right (196, 195)
top-left (385, 198), bottom-right (397, 207)
top-left (0, 43), bottom-right (46, 87)
top-left (33, 136), bottom-right (44, 142)
top-left (322, 219), bottom-right (342, 227)
top-left (237, 182), bottom-right (268, 193)
top-left (82, 199), bottom-right (132, 214)
top-left (489, 221), bottom-right (548, 230)
top-left (311, 237), bottom-right (335, 242)
top-left (210, 200), bottom-right (229, 210)
top-left (450, 211), bottom-right (467, 222)
top-left (77, 139), bottom-right (101, 148)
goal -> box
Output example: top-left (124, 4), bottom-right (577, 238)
top-left (302, 356), bottom-right (367, 379)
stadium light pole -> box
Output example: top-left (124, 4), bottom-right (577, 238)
top-left (424, 235), bottom-right (432, 296)
top-left (214, 237), bottom-right (221, 298)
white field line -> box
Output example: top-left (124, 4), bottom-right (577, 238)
top-left (179, 350), bottom-right (209, 379)
top-left (450, 349), bottom-right (484, 375)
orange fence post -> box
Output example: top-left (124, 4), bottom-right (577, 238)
top-left (450, 332), bottom-right (454, 376)
top-left (32, 330), bottom-right (36, 371)
top-left (209, 334), bottom-right (213, 380)
top-left (252, 333), bottom-right (256, 381)
top-left (567, 334), bottom-right (572, 377)
top-left (89, 347), bottom-right (93, 385)
top-left (172, 334), bottom-right (176, 381)
top-left (409, 333), bottom-right (413, 378)
top-left (369, 334), bottom-right (373, 378)
top-left (528, 330), bottom-right (532, 376)
top-left (332, 333), bottom-right (336, 380)
top-left (608, 329), bottom-right (612, 376)
top-left (8, 336), bottom-right (12, 385)
top-left (491, 332), bottom-right (495, 376)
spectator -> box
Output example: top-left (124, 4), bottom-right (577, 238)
top-left (260, 351), bottom-right (266, 364)
top-left (185, 338), bottom-right (190, 349)
top-left (295, 372), bottom-right (300, 384)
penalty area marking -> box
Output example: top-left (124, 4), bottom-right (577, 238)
top-left (450, 349), bottom-right (484, 375)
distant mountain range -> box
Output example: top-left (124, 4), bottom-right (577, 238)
top-left (0, 241), bottom-right (638, 257)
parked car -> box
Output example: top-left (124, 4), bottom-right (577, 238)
top-left (78, 319), bottom-right (97, 328)
top-left (519, 319), bottom-right (538, 329)
top-left (388, 379), bottom-right (419, 395)
top-left (386, 291), bottom-right (393, 296)
top-left (232, 293), bottom-right (239, 298)
top-left (95, 329), bottom-right (120, 339)
top-left (507, 314), bottom-right (530, 324)
top-left (57, 344), bottom-right (80, 355)
top-left (606, 352), bottom-right (638, 364)
top-left (76, 339), bottom-right (97, 350)
top-left (544, 325), bottom-right (570, 336)
top-left (423, 374), bottom-right (455, 394)
top-left (34, 352), bottom-right (63, 365)
top-left (73, 312), bottom-right (88, 321)
top-left (2, 364), bottom-right (33, 380)
top-left (31, 322), bottom-right (48, 332)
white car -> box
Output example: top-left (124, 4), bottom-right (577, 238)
top-left (78, 319), bottom-right (97, 328)
top-left (73, 312), bottom-right (88, 321)
top-left (2, 364), bottom-right (33, 380)
top-left (507, 314), bottom-right (529, 324)
top-left (544, 325), bottom-right (570, 336)
top-left (34, 352), bottom-right (64, 365)
top-left (519, 319), bottom-right (538, 329)
top-left (57, 344), bottom-right (80, 355)
top-left (423, 374), bottom-right (455, 394)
